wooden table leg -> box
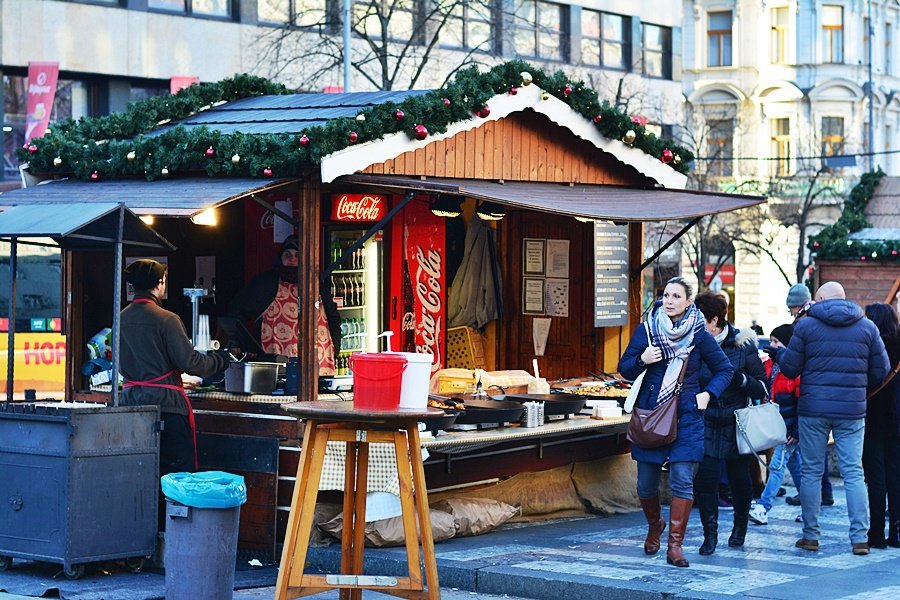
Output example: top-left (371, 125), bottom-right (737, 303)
top-left (393, 429), bottom-right (424, 590)
top-left (349, 434), bottom-right (369, 600)
top-left (408, 423), bottom-right (440, 600)
top-left (339, 437), bottom-right (357, 600)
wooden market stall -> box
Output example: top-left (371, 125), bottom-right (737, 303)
top-left (1, 63), bottom-right (764, 560)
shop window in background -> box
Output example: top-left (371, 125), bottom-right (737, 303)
top-left (821, 116), bottom-right (844, 156)
top-left (441, 0), bottom-right (495, 52)
top-left (259, 0), bottom-right (327, 27)
top-left (581, 10), bottom-right (629, 70)
top-left (707, 119), bottom-right (734, 177)
top-left (129, 84), bottom-right (169, 104)
top-left (642, 23), bottom-right (671, 79)
top-left (822, 5), bottom-right (843, 63)
top-left (149, 0), bottom-right (232, 17)
top-left (770, 117), bottom-right (791, 177)
top-left (886, 22), bottom-right (893, 75)
top-left (354, 0), bottom-right (420, 43)
top-left (0, 243), bottom-right (61, 333)
top-left (2, 75), bottom-right (85, 180)
top-left (707, 11), bottom-right (732, 67)
top-left (513, 0), bottom-right (567, 62)
top-left (770, 6), bottom-right (788, 64)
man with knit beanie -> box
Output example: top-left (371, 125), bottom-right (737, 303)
top-left (749, 324), bottom-right (803, 525)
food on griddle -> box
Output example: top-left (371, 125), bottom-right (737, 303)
top-left (428, 398), bottom-right (465, 410)
top-left (574, 385), bottom-right (630, 397)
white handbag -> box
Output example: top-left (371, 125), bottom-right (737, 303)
top-left (624, 324), bottom-right (652, 414)
top-left (735, 398), bottom-right (787, 464)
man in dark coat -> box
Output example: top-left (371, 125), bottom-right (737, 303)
top-left (777, 281), bottom-right (890, 555)
top-left (120, 259), bottom-right (227, 475)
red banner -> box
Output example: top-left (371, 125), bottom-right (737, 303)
top-left (402, 199), bottom-right (446, 372)
top-left (330, 194), bottom-right (387, 222)
top-left (25, 62), bottom-right (59, 143)
top-left (705, 264), bottom-right (735, 284)
top-left (170, 76), bottom-right (199, 95)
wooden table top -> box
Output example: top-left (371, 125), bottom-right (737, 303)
top-left (282, 400), bottom-right (443, 423)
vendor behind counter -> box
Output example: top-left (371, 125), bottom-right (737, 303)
top-left (221, 235), bottom-right (341, 375)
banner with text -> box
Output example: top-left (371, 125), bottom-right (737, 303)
top-left (25, 61), bottom-right (59, 143)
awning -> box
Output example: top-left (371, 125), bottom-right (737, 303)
top-left (0, 203), bottom-right (174, 250)
top-left (0, 177), bottom-right (299, 217)
top-left (336, 175), bottom-right (766, 221)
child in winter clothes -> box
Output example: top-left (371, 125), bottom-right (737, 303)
top-left (749, 324), bottom-right (803, 525)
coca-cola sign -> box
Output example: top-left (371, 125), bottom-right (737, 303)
top-left (330, 194), bottom-right (387, 222)
top-left (404, 200), bottom-right (446, 372)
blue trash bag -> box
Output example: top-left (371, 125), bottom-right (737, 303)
top-left (161, 471), bottom-right (248, 509)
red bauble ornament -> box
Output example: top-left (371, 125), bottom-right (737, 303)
top-left (205, 146), bottom-right (215, 158)
top-left (27, 144), bottom-right (38, 154)
top-left (395, 109), bottom-right (405, 121)
top-left (90, 171), bottom-right (100, 182)
top-left (893, 249), bottom-right (899, 256)
top-left (349, 131), bottom-right (359, 143)
top-left (476, 105), bottom-right (491, 118)
top-left (299, 134), bottom-right (310, 147)
top-left (263, 167), bottom-right (273, 177)
top-left (861, 256), bottom-right (868, 261)
top-left (593, 114), bottom-right (602, 123)
top-left (563, 84), bottom-right (572, 97)
top-left (443, 98), bottom-right (451, 106)
top-left (413, 124), bottom-right (428, 140)
top-left (509, 86), bottom-right (518, 95)
top-left (661, 149), bottom-right (674, 163)
top-left (813, 241), bottom-right (820, 248)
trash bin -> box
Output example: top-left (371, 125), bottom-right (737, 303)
top-left (161, 471), bottom-right (247, 600)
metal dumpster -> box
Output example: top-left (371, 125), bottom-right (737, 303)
top-left (0, 402), bottom-right (159, 578)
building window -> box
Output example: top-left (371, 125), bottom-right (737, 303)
top-left (513, 0), bottom-right (567, 62)
top-left (442, 0), bottom-right (495, 52)
top-left (707, 119), bottom-right (734, 177)
top-left (148, 0), bottom-right (232, 17)
top-left (771, 7), bottom-right (788, 64)
top-left (770, 117), bottom-right (791, 176)
top-left (886, 22), bottom-right (893, 75)
top-left (821, 116), bottom-right (844, 156)
top-left (643, 23), bottom-right (672, 78)
top-left (259, 0), bottom-right (327, 27)
top-left (581, 11), bottom-right (630, 70)
top-left (822, 5), bottom-right (843, 63)
top-left (707, 11), bottom-right (732, 67)
top-left (354, 0), bottom-right (420, 43)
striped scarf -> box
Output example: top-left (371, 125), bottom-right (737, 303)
top-left (647, 302), bottom-right (705, 407)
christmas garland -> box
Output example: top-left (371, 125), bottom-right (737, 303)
top-left (808, 169), bottom-right (898, 262)
top-left (18, 60), bottom-right (693, 182)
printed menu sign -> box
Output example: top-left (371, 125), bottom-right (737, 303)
top-left (593, 222), bottom-right (629, 327)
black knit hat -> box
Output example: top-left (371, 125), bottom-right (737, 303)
top-left (124, 259), bottom-right (166, 291)
top-left (281, 235), bottom-right (298, 253)
top-left (770, 324), bottom-right (794, 346)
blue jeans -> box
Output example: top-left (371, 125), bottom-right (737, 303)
top-left (799, 416), bottom-right (869, 543)
top-left (637, 461), bottom-right (699, 500)
top-left (759, 442), bottom-right (803, 511)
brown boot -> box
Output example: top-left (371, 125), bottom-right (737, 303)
top-left (667, 496), bottom-right (693, 567)
top-left (639, 496), bottom-right (666, 555)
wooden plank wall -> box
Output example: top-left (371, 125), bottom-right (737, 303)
top-left (362, 111), bottom-right (648, 186)
top-left (815, 261), bottom-right (900, 307)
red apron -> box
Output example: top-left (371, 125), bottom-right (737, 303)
top-left (124, 298), bottom-right (198, 471)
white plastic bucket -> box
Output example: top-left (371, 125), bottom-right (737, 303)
top-left (397, 352), bottom-right (434, 409)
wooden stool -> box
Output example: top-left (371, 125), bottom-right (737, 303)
top-left (276, 401), bottom-right (444, 600)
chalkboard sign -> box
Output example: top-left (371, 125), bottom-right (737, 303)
top-left (593, 222), bottom-right (629, 327)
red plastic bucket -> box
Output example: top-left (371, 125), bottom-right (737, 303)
top-left (349, 353), bottom-right (408, 410)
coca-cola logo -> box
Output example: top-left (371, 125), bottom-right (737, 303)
top-left (414, 245), bottom-right (442, 369)
top-left (331, 194), bottom-right (386, 222)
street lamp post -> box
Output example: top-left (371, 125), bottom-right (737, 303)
top-left (867, 0), bottom-right (874, 172)
top-left (343, 0), bottom-right (351, 92)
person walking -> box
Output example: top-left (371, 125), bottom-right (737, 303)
top-left (749, 324), bottom-right (803, 525)
top-left (692, 292), bottom-right (768, 555)
top-left (619, 277), bottom-right (733, 568)
top-left (862, 303), bottom-right (900, 548)
top-left (777, 281), bottom-right (890, 555)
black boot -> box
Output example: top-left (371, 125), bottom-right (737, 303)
top-left (696, 491), bottom-right (718, 556)
top-left (888, 519), bottom-right (900, 548)
top-left (728, 513), bottom-right (748, 547)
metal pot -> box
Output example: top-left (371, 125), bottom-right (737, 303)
top-left (224, 362), bottom-right (280, 395)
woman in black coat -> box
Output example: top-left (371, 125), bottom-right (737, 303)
top-left (863, 303), bottom-right (900, 548)
top-left (692, 292), bottom-right (768, 555)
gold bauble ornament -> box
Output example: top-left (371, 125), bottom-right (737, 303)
top-left (231, 154), bottom-right (241, 164)
top-left (520, 71), bottom-right (533, 86)
top-left (623, 130), bottom-right (636, 144)
top-left (161, 167), bottom-right (170, 177)
top-left (126, 151), bottom-right (136, 161)
top-left (356, 113), bottom-right (366, 121)
top-left (673, 154), bottom-right (682, 164)
top-left (53, 157), bottom-right (63, 167)
top-left (540, 91), bottom-right (550, 101)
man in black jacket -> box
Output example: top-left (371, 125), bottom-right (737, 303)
top-left (120, 259), bottom-right (227, 475)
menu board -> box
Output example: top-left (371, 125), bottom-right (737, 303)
top-left (593, 222), bottom-right (629, 327)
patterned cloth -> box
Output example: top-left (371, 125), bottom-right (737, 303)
top-left (647, 302), bottom-right (705, 408)
top-left (315, 299), bottom-right (336, 375)
top-left (261, 279), bottom-right (298, 356)
top-left (318, 441), bottom-right (429, 496)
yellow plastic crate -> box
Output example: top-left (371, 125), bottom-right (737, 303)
top-left (446, 326), bottom-right (486, 370)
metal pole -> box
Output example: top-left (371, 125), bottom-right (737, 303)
top-left (6, 237), bottom-right (16, 402)
top-left (111, 204), bottom-right (125, 407)
top-left (868, 0), bottom-right (875, 172)
top-left (343, 0), bottom-right (351, 92)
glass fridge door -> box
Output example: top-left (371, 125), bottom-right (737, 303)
top-left (328, 230), bottom-right (382, 374)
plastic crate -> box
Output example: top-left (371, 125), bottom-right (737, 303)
top-left (446, 326), bottom-right (486, 370)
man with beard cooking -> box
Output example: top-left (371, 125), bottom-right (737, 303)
top-left (224, 235), bottom-right (341, 373)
